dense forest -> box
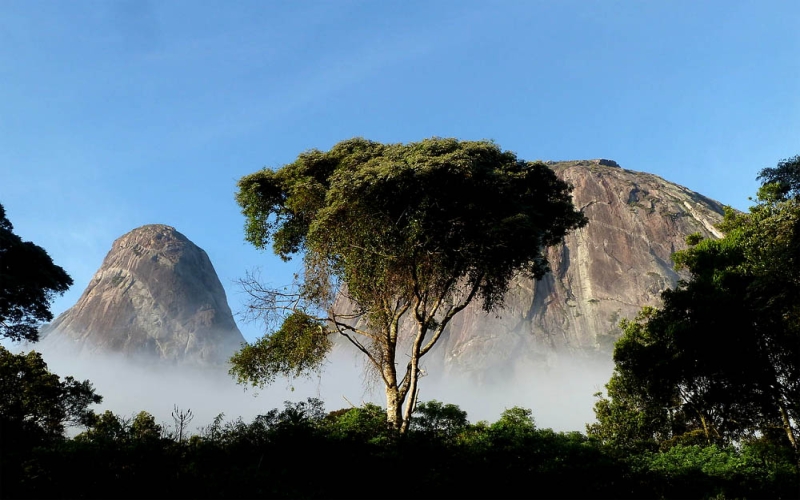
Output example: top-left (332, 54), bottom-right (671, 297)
top-left (1, 150), bottom-right (798, 499)
top-left (1, 390), bottom-right (797, 499)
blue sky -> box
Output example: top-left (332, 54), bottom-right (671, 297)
top-left (2, 1), bottom-right (798, 343)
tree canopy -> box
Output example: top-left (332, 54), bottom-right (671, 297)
top-left (757, 154), bottom-right (800, 201)
top-left (0, 346), bottom-right (102, 444)
top-left (0, 203), bottom-right (72, 342)
top-left (589, 155), bottom-right (800, 454)
top-left (231, 137), bottom-right (587, 431)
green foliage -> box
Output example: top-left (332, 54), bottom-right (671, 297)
top-left (0, 346), bottom-right (101, 442)
top-left (632, 443), bottom-right (799, 499)
top-left (0, 346), bottom-right (103, 499)
top-left (77, 410), bottom-right (130, 444)
top-left (757, 154), bottom-right (800, 201)
top-left (237, 137), bottom-right (586, 314)
top-left (591, 155), bottom-right (800, 455)
top-left (233, 137), bottom-right (586, 431)
top-left (492, 406), bottom-right (537, 433)
top-left (410, 400), bottom-right (468, 439)
top-left (325, 403), bottom-right (389, 443)
top-left (587, 316), bottom-right (673, 452)
top-left (5, 398), bottom-right (796, 499)
top-left (229, 311), bottom-right (331, 386)
top-left (0, 203), bottom-right (72, 341)
top-left (273, 398), bottom-right (327, 428)
top-left (685, 231), bottom-right (704, 246)
top-left (130, 411), bottom-right (163, 442)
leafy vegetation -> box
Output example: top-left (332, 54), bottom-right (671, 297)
top-left (231, 137), bottom-right (587, 432)
top-left (3, 390), bottom-right (796, 499)
top-left (0, 203), bottom-right (72, 341)
top-left (589, 155), bottom-right (800, 459)
top-left (0, 346), bottom-right (102, 497)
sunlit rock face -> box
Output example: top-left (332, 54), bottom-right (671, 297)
top-left (39, 224), bottom-right (245, 366)
top-left (420, 160), bottom-right (726, 382)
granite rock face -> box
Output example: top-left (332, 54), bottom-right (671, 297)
top-left (39, 224), bottom-right (245, 365)
top-left (420, 160), bottom-right (726, 381)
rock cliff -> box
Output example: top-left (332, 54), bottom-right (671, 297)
top-left (419, 160), bottom-right (726, 381)
top-left (39, 224), bottom-right (245, 365)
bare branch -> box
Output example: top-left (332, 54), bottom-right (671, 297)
top-left (420, 276), bottom-right (483, 358)
top-left (235, 268), bottom-right (308, 329)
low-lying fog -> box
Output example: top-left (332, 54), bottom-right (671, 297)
top-left (19, 342), bottom-right (613, 434)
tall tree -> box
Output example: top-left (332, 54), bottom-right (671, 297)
top-left (0, 203), bottom-right (73, 342)
top-left (590, 156), bottom-right (800, 453)
top-left (231, 137), bottom-right (587, 432)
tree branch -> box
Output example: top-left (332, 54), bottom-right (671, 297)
top-left (420, 275), bottom-right (483, 357)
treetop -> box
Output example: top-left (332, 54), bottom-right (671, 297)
top-left (236, 137), bottom-right (587, 313)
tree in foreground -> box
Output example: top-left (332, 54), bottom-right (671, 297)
top-left (589, 155), bottom-right (800, 454)
top-left (0, 203), bottom-right (73, 342)
top-left (0, 346), bottom-right (101, 443)
top-left (231, 137), bottom-right (587, 432)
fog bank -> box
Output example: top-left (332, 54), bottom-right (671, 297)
top-left (17, 339), bottom-right (613, 434)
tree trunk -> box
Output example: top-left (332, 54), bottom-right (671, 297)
top-left (779, 402), bottom-right (798, 451)
top-left (698, 413), bottom-right (711, 443)
top-left (400, 378), bottom-right (419, 434)
top-left (386, 385), bottom-right (403, 432)
top-left (399, 323), bottom-right (426, 434)
top-left (383, 335), bottom-right (403, 432)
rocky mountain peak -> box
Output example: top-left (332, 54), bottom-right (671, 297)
top-left (415, 161), bottom-right (725, 381)
top-left (39, 224), bottom-right (245, 366)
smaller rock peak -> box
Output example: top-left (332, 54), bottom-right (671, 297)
top-left (40, 222), bottom-right (245, 365)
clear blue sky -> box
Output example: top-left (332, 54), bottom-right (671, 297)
top-left (2, 1), bottom-right (798, 343)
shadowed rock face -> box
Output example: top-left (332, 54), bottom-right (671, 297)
top-left (412, 161), bottom-right (725, 382)
top-left (39, 224), bottom-right (245, 366)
